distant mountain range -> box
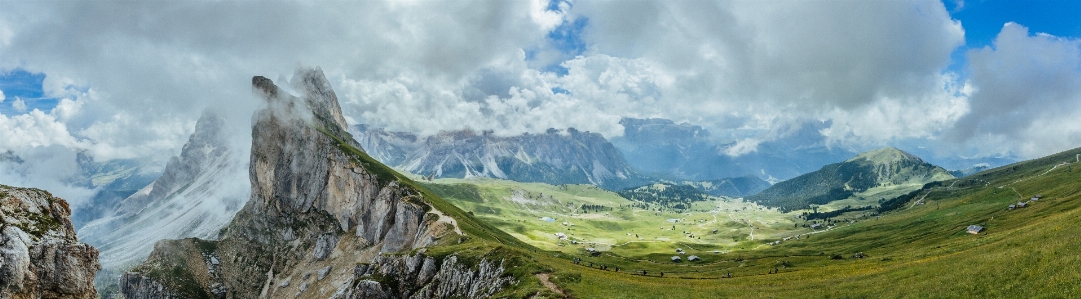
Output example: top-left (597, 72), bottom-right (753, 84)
top-left (610, 118), bottom-right (858, 183)
top-left (350, 125), bottom-right (652, 190)
top-left (746, 147), bottom-right (955, 211)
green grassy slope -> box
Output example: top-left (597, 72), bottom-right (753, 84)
top-left (422, 178), bottom-right (803, 259)
top-left (748, 147), bottom-right (955, 212)
top-left (428, 146), bottom-right (1081, 298)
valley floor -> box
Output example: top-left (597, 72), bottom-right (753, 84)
top-left (422, 149), bottom-right (1081, 298)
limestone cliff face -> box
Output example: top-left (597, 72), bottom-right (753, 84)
top-left (120, 67), bottom-right (489, 299)
top-left (0, 184), bottom-right (100, 299)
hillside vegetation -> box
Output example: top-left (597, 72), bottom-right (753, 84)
top-left (748, 147), bottom-right (954, 211)
top-left (428, 146), bottom-right (1081, 298)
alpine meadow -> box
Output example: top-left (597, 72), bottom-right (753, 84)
top-left (3, 1), bottom-right (1081, 298)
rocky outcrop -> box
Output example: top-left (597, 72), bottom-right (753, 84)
top-left (120, 67), bottom-right (488, 299)
top-left (331, 252), bottom-right (515, 299)
top-left (1, 184), bottom-right (100, 299)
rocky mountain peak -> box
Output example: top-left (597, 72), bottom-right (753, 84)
top-left (117, 110), bottom-right (229, 215)
top-left (120, 67), bottom-right (473, 298)
top-left (78, 107), bottom-right (248, 293)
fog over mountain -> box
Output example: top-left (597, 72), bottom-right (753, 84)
top-left (2, 1), bottom-right (1080, 224)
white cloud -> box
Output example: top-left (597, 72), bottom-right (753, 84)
top-left (951, 23), bottom-right (1081, 158)
top-left (529, 0), bottom-right (565, 32)
top-left (11, 97), bottom-right (26, 112)
top-left (1, 0), bottom-right (1078, 183)
top-left (0, 145), bottom-right (97, 207)
top-left (0, 89), bottom-right (5, 102)
top-left (0, 109), bottom-right (88, 152)
top-left (724, 138), bottom-right (763, 157)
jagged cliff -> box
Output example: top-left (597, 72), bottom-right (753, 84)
top-left (119, 68), bottom-right (521, 299)
top-left (79, 110), bottom-right (249, 296)
top-left (0, 184), bottom-right (100, 299)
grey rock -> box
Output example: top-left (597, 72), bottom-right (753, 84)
top-left (313, 234), bottom-right (338, 261)
top-left (119, 273), bottom-right (175, 299)
top-left (318, 266), bottom-right (332, 280)
top-left (333, 253), bottom-right (514, 299)
top-left (1, 185), bottom-right (100, 299)
top-left (120, 67), bottom-right (462, 298)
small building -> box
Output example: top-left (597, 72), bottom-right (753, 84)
top-left (967, 225), bottom-right (984, 234)
top-left (671, 256), bottom-right (682, 262)
top-left (688, 255), bottom-right (701, 262)
top-left (810, 223), bottom-right (824, 230)
top-left (554, 232), bottom-right (567, 239)
top-left (586, 247), bottom-right (596, 253)
top-left (1017, 202), bottom-right (1027, 208)
top-left (1008, 204), bottom-right (1016, 210)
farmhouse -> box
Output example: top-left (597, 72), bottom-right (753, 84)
top-left (671, 256), bottom-right (682, 262)
top-left (1016, 202), bottom-right (1027, 208)
top-left (967, 225), bottom-right (984, 234)
top-left (688, 255), bottom-right (701, 262)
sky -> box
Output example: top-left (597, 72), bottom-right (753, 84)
top-left (1, 0), bottom-right (1081, 203)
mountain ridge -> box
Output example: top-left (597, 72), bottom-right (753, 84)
top-left (118, 67), bottom-right (538, 298)
top-left (747, 147), bottom-right (954, 211)
top-left (351, 125), bottom-right (653, 190)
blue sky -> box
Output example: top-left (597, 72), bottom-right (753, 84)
top-left (0, 69), bottom-right (59, 115)
top-left (944, 0), bottom-right (1081, 74)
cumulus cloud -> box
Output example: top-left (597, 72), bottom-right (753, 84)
top-left (11, 97), bottom-right (26, 112)
top-left (951, 23), bottom-right (1081, 158)
top-left (0, 89), bottom-right (5, 102)
top-left (1, 0), bottom-right (1079, 189)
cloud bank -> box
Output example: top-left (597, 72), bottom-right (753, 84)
top-left (1, 1), bottom-right (1080, 202)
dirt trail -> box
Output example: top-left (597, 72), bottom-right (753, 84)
top-left (534, 273), bottom-right (566, 297)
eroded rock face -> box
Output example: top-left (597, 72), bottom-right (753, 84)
top-left (331, 253), bottom-right (515, 299)
top-left (0, 185), bottom-right (100, 299)
top-left (121, 67), bottom-right (474, 299)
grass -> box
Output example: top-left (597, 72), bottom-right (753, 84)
top-left (128, 113), bottom-right (1081, 298)
top-left (416, 147), bottom-right (1081, 298)
top-left (422, 178), bottom-right (805, 258)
